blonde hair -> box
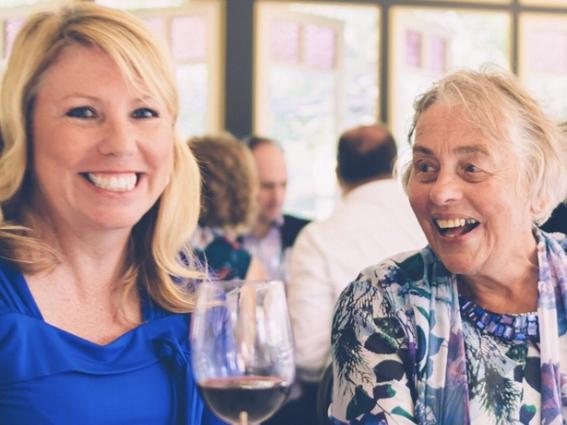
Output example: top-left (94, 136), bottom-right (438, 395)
top-left (401, 68), bottom-right (567, 224)
top-left (0, 2), bottom-right (201, 312)
top-left (189, 133), bottom-right (258, 239)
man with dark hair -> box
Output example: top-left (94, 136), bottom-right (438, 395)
top-left (287, 124), bottom-right (426, 381)
top-left (337, 125), bottom-right (397, 185)
top-left (241, 136), bottom-right (310, 281)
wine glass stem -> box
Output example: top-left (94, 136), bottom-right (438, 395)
top-left (239, 411), bottom-right (248, 425)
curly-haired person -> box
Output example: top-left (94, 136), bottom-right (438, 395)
top-left (190, 134), bottom-right (267, 280)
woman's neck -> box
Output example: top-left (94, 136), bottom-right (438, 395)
top-left (458, 264), bottom-right (539, 314)
top-left (34, 211), bottom-right (132, 293)
top-left (458, 227), bottom-right (540, 314)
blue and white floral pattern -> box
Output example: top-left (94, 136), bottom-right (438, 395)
top-left (330, 230), bottom-right (567, 425)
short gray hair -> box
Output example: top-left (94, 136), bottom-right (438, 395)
top-left (401, 68), bottom-right (567, 224)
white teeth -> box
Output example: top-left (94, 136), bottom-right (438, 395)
top-left (87, 173), bottom-right (137, 192)
top-left (436, 218), bottom-right (477, 229)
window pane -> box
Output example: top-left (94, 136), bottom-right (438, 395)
top-left (1, 0), bottom-right (42, 6)
top-left (137, 3), bottom-right (222, 137)
top-left (270, 19), bottom-right (301, 65)
top-left (269, 67), bottom-right (337, 219)
top-left (171, 15), bottom-right (207, 62)
top-left (414, 0), bottom-right (509, 2)
top-left (519, 13), bottom-right (567, 120)
top-left (177, 63), bottom-right (208, 139)
top-left (97, 0), bottom-right (184, 9)
top-left (256, 3), bottom-right (379, 219)
top-left (141, 16), bottom-right (166, 42)
top-left (4, 17), bottom-right (24, 57)
top-left (520, 0), bottom-right (567, 5)
top-left (391, 7), bottom-right (511, 147)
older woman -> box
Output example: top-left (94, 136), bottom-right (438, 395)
top-left (0, 3), bottom-right (224, 424)
top-left (330, 70), bottom-right (567, 424)
top-left (190, 133), bottom-right (266, 280)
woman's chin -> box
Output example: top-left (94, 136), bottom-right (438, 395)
top-left (436, 253), bottom-right (480, 277)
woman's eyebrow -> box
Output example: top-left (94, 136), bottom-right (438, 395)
top-left (412, 145), bottom-right (433, 155)
top-left (454, 144), bottom-right (490, 156)
top-left (412, 144), bottom-right (491, 156)
top-left (58, 93), bottom-right (100, 102)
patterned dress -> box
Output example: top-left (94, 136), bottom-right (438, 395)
top-left (330, 230), bottom-right (567, 425)
top-left (192, 227), bottom-right (252, 280)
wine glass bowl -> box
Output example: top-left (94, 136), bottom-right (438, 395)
top-left (191, 280), bottom-right (295, 424)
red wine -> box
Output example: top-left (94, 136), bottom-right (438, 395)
top-left (199, 376), bottom-right (290, 423)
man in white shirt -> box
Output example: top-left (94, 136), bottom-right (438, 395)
top-left (287, 124), bottom-right (427, 381)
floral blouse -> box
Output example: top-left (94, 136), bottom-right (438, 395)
top-left (330, 230), bottom-right (567, 425)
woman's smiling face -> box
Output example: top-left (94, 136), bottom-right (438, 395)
top-left (407, 102), bottom-right (537, 280)
top-left (31, 43), bottom-right (174, 235)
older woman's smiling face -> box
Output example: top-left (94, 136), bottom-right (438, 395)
top-left (407, 102), bottom-right (537, 281)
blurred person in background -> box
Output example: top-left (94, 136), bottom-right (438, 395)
top-left (329, 69), bottom-right (567, 424)
top-left (542, 203), bottom-right (567, 234)
top-left (0, 3), bottom-right (224, 424)
top-left (190, 133), bottom-right (266, 281)
top-left (241, 136), bottom-right (310, 281)
top-left (288, 124), bottom-right (426, 383)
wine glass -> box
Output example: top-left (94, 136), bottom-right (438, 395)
top-left (191, 280), bottom-right (295, 425)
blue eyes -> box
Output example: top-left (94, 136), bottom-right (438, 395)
top-left (412, 159), bottom-right (487, 183)
top-left (66, 107), bottom-right (96, 118)
top-left (65, 107), bottom-right (159, 119)
top-left (413, 161), bottom-right (436, 174)
top-left (464, 164), bottom-right (480, 173)
top-left (131, 108), bottom-right (159, 118)
top-left (417, 163), bottom-right (434, 173)
top-left (413, 161), bottom-right (481, 174)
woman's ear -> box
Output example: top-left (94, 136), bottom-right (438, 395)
top-left (530, 194), bottom-right (547, 219)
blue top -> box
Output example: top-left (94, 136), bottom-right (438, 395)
top-left (0, 260), bottom-right (226, 425)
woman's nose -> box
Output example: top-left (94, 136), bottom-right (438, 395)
top-left (429, 173), bottom-right (463, 206)
top-left (98, 116), bottom-right (136, 156)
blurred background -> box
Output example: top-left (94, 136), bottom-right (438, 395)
top-left (2, 0), bottom-right (566, 220)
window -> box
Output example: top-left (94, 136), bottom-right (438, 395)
top-left (255, 2), bottom-right (379, 219)
top-left (520, 0), bottom-right (567, 5)
top-left (390, 7), bottom-right (511, 149)
top-left (4, 0), bottom-right (567, 219)
top-left (519, 13), bottom-right (567, 120)
top-left (97, 0), bottom-right (184, 8)
top-left (1, 0), bottom-right (44, 6)
top-left (0, 0), bottom-right (223, 139)
top-left (117, 0), bottom-right (223, 139)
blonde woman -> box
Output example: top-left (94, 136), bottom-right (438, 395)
top-left (0, 3), bottom-right (225, 424)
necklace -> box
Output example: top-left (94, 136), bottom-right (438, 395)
top-left (459, 297), bottom-right (539, 343)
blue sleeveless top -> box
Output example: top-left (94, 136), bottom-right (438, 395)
top-left (0, 260), bottom-right (226, 425)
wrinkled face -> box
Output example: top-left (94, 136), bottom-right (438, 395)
top-left (407, 102), bottom-right (536, 280)
top-left (31, 44), bottom-right (174, 235)
top-left (252, 143), bottom-right (288, 224)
